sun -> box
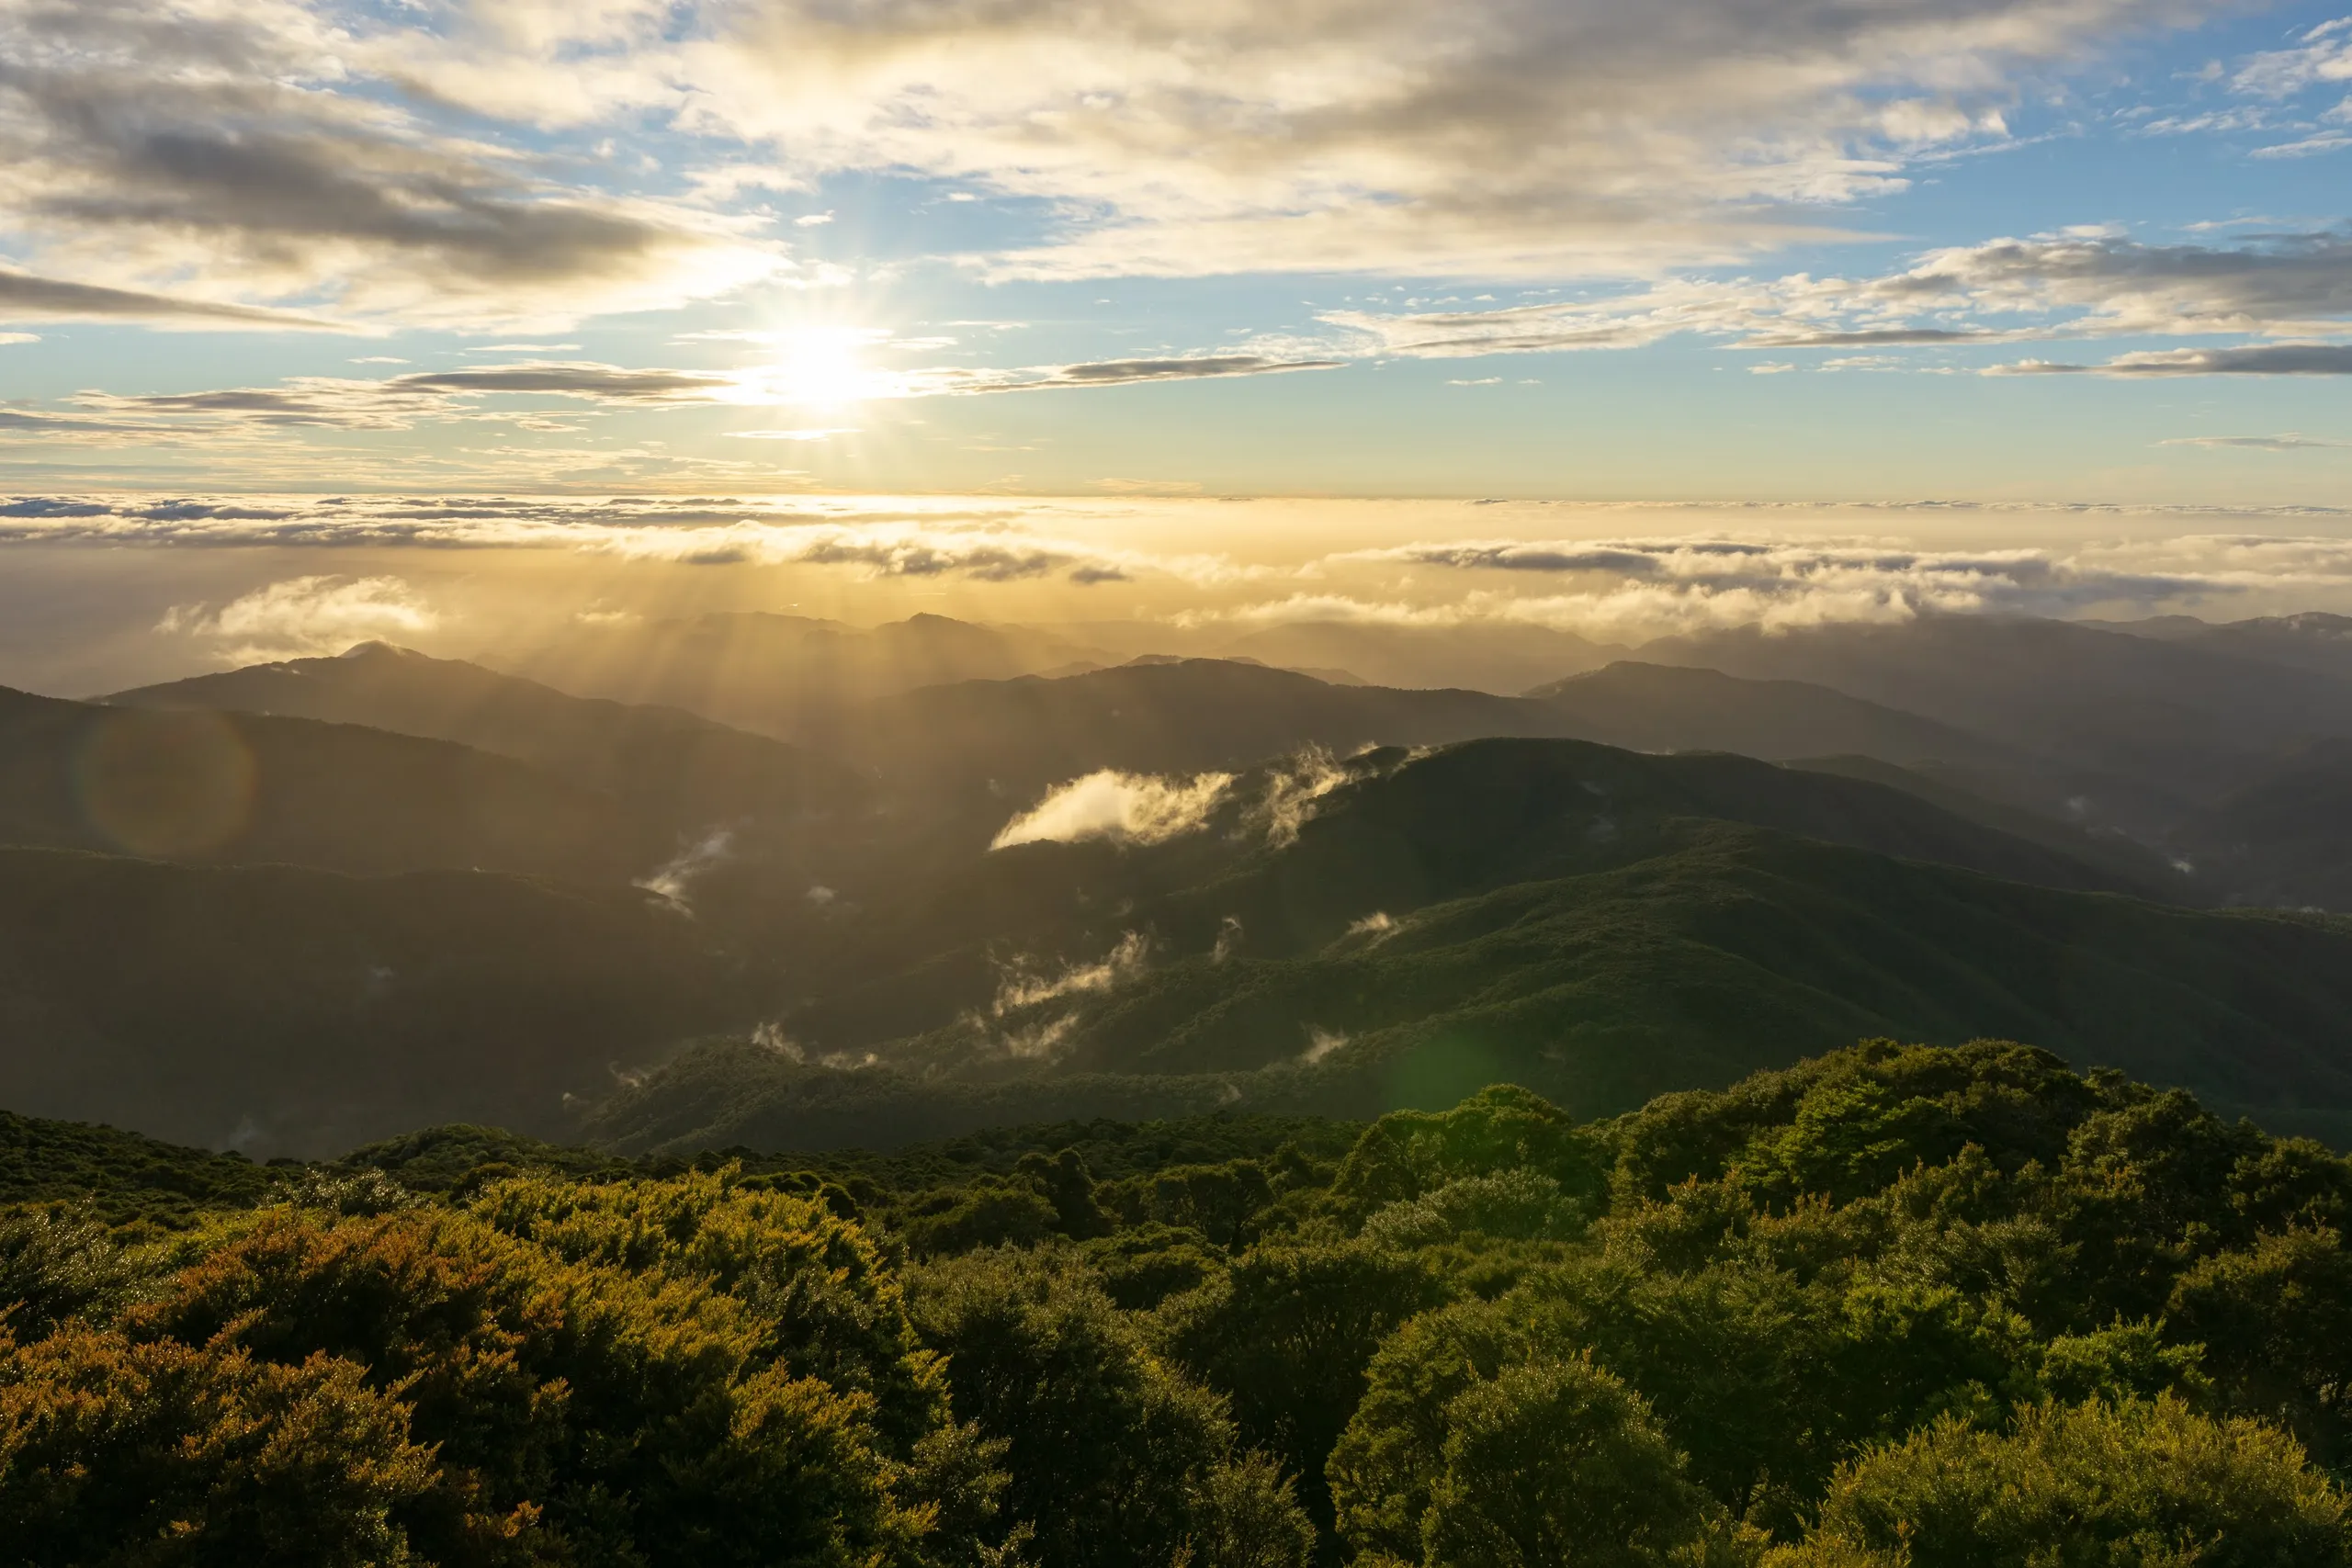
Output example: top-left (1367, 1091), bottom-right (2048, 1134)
top-left (768, 326), bottom-right (894, 407)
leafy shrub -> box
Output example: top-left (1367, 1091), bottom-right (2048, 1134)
top-left (1776, 1394), bottom-right (2352, 1568)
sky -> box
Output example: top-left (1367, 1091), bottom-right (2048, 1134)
top-left (8, 0), bottom-right (2352, 689)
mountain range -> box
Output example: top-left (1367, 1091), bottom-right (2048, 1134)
top-left (0, 607), bottom-right (2347, 1157)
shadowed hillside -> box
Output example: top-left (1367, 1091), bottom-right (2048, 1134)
top-left (107, 640), bottom-right (872, 838)
top-left (0, 684), bottom-right (645, 881)
top-left (579, 738), bottom-right (2352, 1155)
top-left (0, 846), bottom-right (749, 1156)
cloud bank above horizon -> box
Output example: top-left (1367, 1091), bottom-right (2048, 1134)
top-left (11, 493), bottom-right (2352, 689)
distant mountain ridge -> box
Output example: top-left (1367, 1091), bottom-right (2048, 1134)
top-left (1638, 614), bottom-right (2352, 784)
top-left (493, 610), bottom-right (1122, 737)
top-left (107, 640), bottom-right (871, 837)
top-left (1526, 660), bottom-right (2003, 764)
top-left (0, 683), bottom-right (642, 882)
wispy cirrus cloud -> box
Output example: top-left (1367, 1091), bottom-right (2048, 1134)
top-left (2158, 434), bottom-right (2352, 450)
top-left (1322, 230), bottom-right (2352, 368)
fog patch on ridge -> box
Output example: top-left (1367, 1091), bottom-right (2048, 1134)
top-left (992, 770), bottom-right (1234, 849)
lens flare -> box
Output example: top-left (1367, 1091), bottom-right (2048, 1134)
top-left (76, 708), bottom-right (255, 858)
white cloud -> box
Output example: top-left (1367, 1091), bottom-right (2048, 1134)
top-left (356, 0), bottom-right (2198, 282)
top-left (1252, 747), bottom-right (1357, 848)
top-left (156, 573), bottom-right (437, 662)
top-left (992, 931), bottom-right (1152, 1012)
top-left (2233, 17), bottom-right (2352, 98)
top-left (0, 0), bottom-right (785, 331)
top-left (991, 769), bottom-right (1235, 849)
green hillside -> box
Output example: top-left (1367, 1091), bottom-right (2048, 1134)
top-left (2176, 738), bottom-right (2352, 912)
top-left (1788, 752), bottom-right (2193, 899)
top-left (786, 735), bottom-right (2150, 1046)
top-left (587, 818), bottom-right (2352, 1156)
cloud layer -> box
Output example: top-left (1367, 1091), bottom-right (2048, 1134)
top-left (20, 496), bottom-right (2352, 647)
top-left (0, 0), bottom-right (2240, 332)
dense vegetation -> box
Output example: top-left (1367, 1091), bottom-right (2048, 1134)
top-left (6, 1042), bottom-right (2350, 1564)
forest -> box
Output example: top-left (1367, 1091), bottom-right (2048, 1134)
top-left (6, 1039), bottom-right (2348, 1566)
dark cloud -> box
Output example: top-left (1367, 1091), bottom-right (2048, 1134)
top-left (934, 355), bottom-right (1348, 394)
top-left (388, 364), bottom-right (741, 400)
top-left (0, 268), bottom-right (333, 328)
top-left (1032, 356), bottom-right (1345, 387)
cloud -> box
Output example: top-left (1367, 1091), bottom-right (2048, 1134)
top-left (634, 828), bottom-right (734, 914)
top-left (2159, 434), bottom-right (2352, 451)
top-left (0, 493), bottom-right (1239, 585)
top-left (1301, 1026), bottom-right (1351, 1065)
top-left (49, 361), bottom-right (755, 437)
top-left (0, 0), bottom-right (2199, 322)
top-left (1323, 230), bottom-right (2352, 367)
top-left (0, 0), bottom-right (785, 330)
top-left (1252, 747), bottom-right (1359, 848)
top-left (73, 378), bottom-right (459, 431)
top-left (992, 769), bottom-right (1235, 850)
top-left (893, 355), bottom-right (1346, 398)
top-left (2251, 133), bottom-right (2352, 158)
top-left (156, 574), bottom-right (437, 662)
top-left (1888, 232), bottom-right (2352, 338)
top-left (1990, 344), bottom-right (2352, 375)
top-left (991, 932), bottom-right (1152, 1014)
top-left (2233, 17), bottom-right (2352, 98)
top-left (356, 0), bottom-right (2188, 282)
top-left (0, 346), bottom-right (1336, 450)
top-left (386, 363), bottom-right (744, 400)
top-left (1231, 531), bottom-right (2322, 640)
top-left (0, 268), bottom-right (335, 329)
